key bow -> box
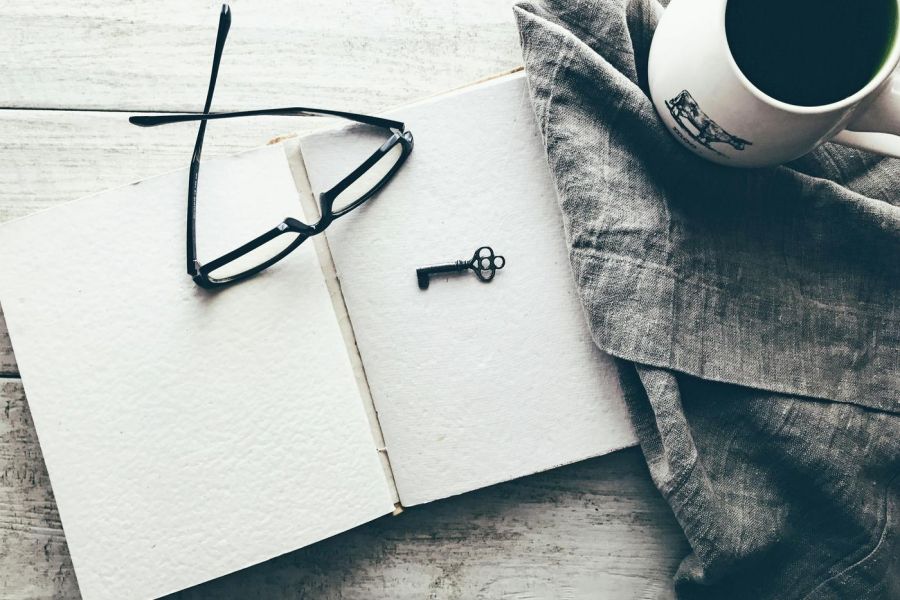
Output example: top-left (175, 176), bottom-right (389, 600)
top-left (468, 246), bottom-right (505, 282)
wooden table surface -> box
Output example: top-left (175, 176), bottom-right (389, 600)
top-left (0, 1), bottom-right (689, 598)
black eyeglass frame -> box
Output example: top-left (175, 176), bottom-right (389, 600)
top-left (129, 4), bottom-right (413, 288)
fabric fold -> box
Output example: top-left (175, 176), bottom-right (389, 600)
top-left (514, 0), bottom-right (900, 596)
top-left (514, 0), bottom-right (899, 412)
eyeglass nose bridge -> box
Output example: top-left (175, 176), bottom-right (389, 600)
top-left (314, 192), bottom-right (339, 228)
top-left (282, 217), bottom-right (317, 233)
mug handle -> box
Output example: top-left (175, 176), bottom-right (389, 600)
top-left (831, 69), bottom-right (900, 157)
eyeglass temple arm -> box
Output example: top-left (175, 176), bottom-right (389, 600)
top-left (187, 3), bottom-right (231, 275)
top-left (130, 107), bottom-right (405, 133)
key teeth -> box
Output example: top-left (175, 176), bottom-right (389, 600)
top-left (416, 270), bottom-right (430, 290)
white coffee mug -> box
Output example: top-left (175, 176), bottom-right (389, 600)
top-left (648, 0), bottom-right (900, 167)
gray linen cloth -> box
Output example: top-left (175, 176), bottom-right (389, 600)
top-left (513, 0), bottom-right (900, 597)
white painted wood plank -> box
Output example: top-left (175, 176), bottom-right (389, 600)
top-left (0, 0), bottom-right (522, 112)
top-left (0, 379), bottom-right (78, 599)
top-left (0, 378), bottom-right (685, 600)
top-left (0, 110), bottom-right (318, 224)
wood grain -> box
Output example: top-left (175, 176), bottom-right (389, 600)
top-left (0, 378), bottom-right (686, 600)
top-left (0, 379), bottom-right (78, 598)
top-left (0, 310), bottom-right (16, 377)
top-left (0, 0), bottom-right (522, 112)
top-left (0, 110), bottom-right (323, 224)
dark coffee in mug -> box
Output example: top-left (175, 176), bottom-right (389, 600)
top-left (725, 0), bottom-right (898, 106)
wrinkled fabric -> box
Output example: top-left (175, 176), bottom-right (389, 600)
top-left (513, 0), bottom-right (900, 597)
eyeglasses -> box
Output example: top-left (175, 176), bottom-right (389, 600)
top-left (129, 4), bottom-right (414, 288)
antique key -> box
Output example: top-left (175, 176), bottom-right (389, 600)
top-left (416, 246), bottom-right (506, 290)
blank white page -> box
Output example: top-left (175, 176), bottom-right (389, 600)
top-left (300, 74), bottom-right (636, 507)
top-left (0, 145), bottom-right (393, 600)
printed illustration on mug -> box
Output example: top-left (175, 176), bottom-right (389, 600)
top-left (665, 90), bottom-right (752, 155)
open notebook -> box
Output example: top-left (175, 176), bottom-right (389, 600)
top-left (0, 72), bottom-right (635, 600)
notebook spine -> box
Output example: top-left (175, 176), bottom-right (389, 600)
top-left (281, 139), bottom-right (404, 509)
